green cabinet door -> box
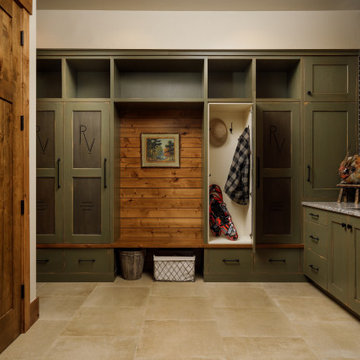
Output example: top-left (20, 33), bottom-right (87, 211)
top-left (64, 103), bottom-right (110, 243)
top-left (36, 102), bottom-right (64, 243)
top-left (304, 56), bottom-right (357, 102)
top-left (256, 103), bottom-right (301, 244)
top-left (348, 218), bottom-right (360, 315)
top-left (304, 102), bottom-right (357, 201)
top-left (328, 213), bottom-right (349, 304)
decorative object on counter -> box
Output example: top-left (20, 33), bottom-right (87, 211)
top-left (141, 133), bottom-right (180, 167)
top-left (337, 154), bottom-right (360, 204)
top-left (209, 118), bottom-right (228, 147)
top-left (209, 184), bottom-right (238, 240)
top-left (224, 126), bottom-right (250, 205)
top-left (336, 184), bottom-right (360, 205)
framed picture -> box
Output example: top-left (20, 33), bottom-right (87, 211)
top-left (141, 133), bottom-right (180, 167)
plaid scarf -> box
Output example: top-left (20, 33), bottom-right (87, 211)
top-left (224, 127), bottom-right (250, 205)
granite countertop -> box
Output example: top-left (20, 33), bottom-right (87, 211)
top-left (302, 201), bottom-right (360, 218)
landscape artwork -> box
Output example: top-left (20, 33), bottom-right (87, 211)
top-left (141, 133), bottom-right (180, 167)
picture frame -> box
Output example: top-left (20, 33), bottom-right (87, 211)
top-left (141, 133), bottom-right (180, 168)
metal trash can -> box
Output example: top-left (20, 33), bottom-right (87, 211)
top-left (119, 250), bottom-right (145, 280)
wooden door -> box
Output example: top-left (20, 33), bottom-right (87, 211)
top-left (304, 102), bottom-right (357, 200)
top-left (304, 56), bottom-right (357, 102)
top-left (36, 102), bottom-right (64, 243)
top-left (256, 103), bottom-right (301, 244)
top-left (64, 103), bottom-right (110, 243)
top-left (349, 218), bottom-right (360, 314)
top-left (0, 1), bottom-right (22, 352)
top-left (328, 213), bottom-right (349, 304)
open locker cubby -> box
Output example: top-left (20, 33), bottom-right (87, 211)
top-left (114, 59), bottom-right (204, 100)
top-left (256, 59), bottom-right (301, 99)
top-left (37, 59), bottom-right (62, 98)
top-left (208, 59), bottom-right (253, 99)
top-left (66, 59), bottom-right (110, 98)
top-left (207, 103), bottom-right (254, 245)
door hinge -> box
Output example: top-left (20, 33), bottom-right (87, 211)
top-left (21, 200), bottom-right (24, 215)
top-left (20, 115), bottom-right (24, 131)
top-left (21, 284), bottom-right (25, 299)
top-left (20, 31), bottom-right (24, 46)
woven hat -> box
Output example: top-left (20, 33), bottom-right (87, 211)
top-left (210, 118), bottom-right (228, 147)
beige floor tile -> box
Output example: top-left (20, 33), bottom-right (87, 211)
top-left (82, 286), bottom-right (149, 307)
top-left (145, 296), bottom-right (214, 320)
top-left (208, 285), bottom-right (277, 309)
top-left (0, 320), bottom-right (68, 360)
top-left (150, 281), bottom-right (209, 297)
top-left (223, 337), bottom-right (319, 360)
top-left (261, 282), bottom-right (324, 297)
top-left (136, 320), bottom-right (225, 358)
top-left (37, 282), bottom-right (97, 297)
top-left (42, 336), bottom-right (137, 360)
top-left (215, 308), bottom-right (298, 337)
top-left (295, 320), bottom-right (360, 359)
top-left (39, 296), bottom-right (86, 320)
top-left (274, 296), bottom-right (354, 322)
top-left (97, 273), bottom-right (154, 288)
top-left (63, 306), bottom-right (145, 336)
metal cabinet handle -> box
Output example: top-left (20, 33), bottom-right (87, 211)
top-left (78, 259), bottom-right (96, 263)
top-left (347, 224), bottom-right (353, 232)
top-left (104, 158), bottom-right (107, 189)
top-left (57, 158), bottom-right (61, 189)
top-left (222, 259), bottom-right (240, 265)
top-left (341, 223), bottom-right (347, 229)
top-left (307, 165), bottom-right (311, 183)
top-left (268, 258), bottom-right (286, 263)
top-left (307, 90), bottom-right (312, 96)
top-left (37, 259), bottom-right (50, 264)
top-left (309, 264), bottom-right (319, 273)
top-left (309, 235), bottom-right (319, 243)
top-left (309, 213), bottom-right (319, 219)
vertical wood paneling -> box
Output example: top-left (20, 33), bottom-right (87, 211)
top-left (116, 105), bottom-right (203, 247)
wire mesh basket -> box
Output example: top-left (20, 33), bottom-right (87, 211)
top-left (153, 255), bottom-right (195, 282)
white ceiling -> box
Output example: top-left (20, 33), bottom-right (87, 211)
top-left (37, 0), bottom-right (360, 11)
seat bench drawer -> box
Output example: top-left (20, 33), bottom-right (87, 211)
top-left (304, 248), bottom-right (328, 289)
top-left (37, 249), bottom-right (65, 274)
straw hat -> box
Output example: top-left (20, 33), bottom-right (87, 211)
top-left (210, 118), bottom-right (228, 147)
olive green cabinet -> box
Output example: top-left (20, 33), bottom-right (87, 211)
top-left (304, 56), bottom-right (357, 102)
top-left (256, 103), bottom-right (301, 244)
top-left (304, 102), bottom-right (357, 201)
top-left (349, 219), bottom-right (360, 314)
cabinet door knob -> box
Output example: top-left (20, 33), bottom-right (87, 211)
top-left (347, 224), bottom-right (353, 232)
top-left (307, 90), bottom-right (312, 96)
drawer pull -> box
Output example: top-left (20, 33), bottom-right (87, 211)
top-left (309, 213), bottom-right (319, 219)
top-left (37, 259), bottom-right (49, 264)
top-left (347, 224), bottom-right (353, 232)
top-left (222, 259), bottom-right (240, 265)
top-left (78, 259), bottom-right (96, 263)
top-left (268, 258), bottom-right (286, 263)
top-left (309, 235), bottom-right (319, 243)
top-left (309, 264), bottom-right (319, 273)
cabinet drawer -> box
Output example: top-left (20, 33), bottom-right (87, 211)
top-left (304, 221), bottom-right (329, 258)
top-left (304, 207), bottom-right (328, 225)
top-left (37, 249), bottom-right (65, 274)
top-left (64, 249), bottom-right (114, 274)
top-left (253, 249), bottom-right (301, 274)
top-left (205, 249), bottom-right (252, 275)
top-left (304, 249), bottom-right (328, 289)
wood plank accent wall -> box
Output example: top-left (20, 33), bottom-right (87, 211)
top-left (115, 104), bottom-right (203, 248)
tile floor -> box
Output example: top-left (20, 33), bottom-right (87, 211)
top-left (1, 275), bottom-right (360, 360)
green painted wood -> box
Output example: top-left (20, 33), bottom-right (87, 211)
top-left (328, 213), bottom-right (349, 304)
top-left (64, 102), bottom-right (110, 244)
top-left (304, 248), bottom-right (328, 289)
top-left (304, 56), bottom-right (357, 101)
top-left (304, 207), bottom-right (329, 225)
top-left (36, 102), bottom-right (64, 244)
top-left (36, 249), bottom-right (65, 273)
top-left (37, 59), bottom-right (62, 98)
top-left (304, 221), bottom-right (329, 259)
top-left (348, 218), bottom-right (360, 315)
top-left (253, 249), bottom-right (301, 274)
top-left (256, 102), bottom-right (301, 244)
top-left (304, 102), bottom-right (357, 201)
top-left (204, 249), bottom-right (252, 275)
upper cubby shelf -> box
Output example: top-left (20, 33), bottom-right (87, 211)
top-left (256, 59), bottom-right (301, 99)
top-left (66, 59), bottom-right (110, 98)
top-left (208, 59), bottom-right (253, 100)
top-left (37, 59), bottom-right (62, 98)
top-left (114, 59), bottom-right (204, 100)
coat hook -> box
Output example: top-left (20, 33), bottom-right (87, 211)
top-left (230, 123), bottom-right (233, 134)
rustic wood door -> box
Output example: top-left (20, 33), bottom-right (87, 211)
top-left (0, 1), bottom-right (22, 352)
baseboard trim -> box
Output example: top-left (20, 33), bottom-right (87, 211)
top-left (29, 297), bottom-right (39, 328)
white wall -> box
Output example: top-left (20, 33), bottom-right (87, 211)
top-left (29, 0), bottom-right (36, 301)
top-left (37, 10), bottom-right (360, 49)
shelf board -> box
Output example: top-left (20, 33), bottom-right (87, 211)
top-left (207, 98), bottom-right (253, 103)
top-left (255, 97), bottom-right (301, 102)
top-left (114, 98), bottom-right (204, 103)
